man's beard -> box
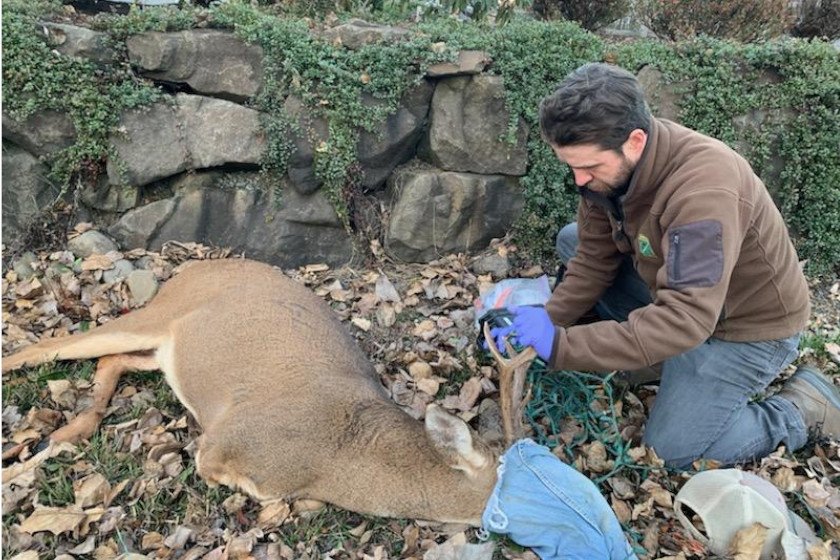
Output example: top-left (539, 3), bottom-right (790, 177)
top-left (586, 156), bottom-right (636, 198)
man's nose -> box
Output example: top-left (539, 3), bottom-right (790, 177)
top-left (572, 169), bottom-right (591, 186)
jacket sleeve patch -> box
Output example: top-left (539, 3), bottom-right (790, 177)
top-left (666, 219), bottom-right (724, 290)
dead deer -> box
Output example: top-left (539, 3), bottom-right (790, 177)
top-left (2, 258), bottom-right (537, 525)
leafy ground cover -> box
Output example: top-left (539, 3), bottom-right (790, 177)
top-left (2, 229), bottom-right (839, 559)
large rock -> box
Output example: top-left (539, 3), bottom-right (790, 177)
top-left (422, 75), bottom-right (528, 175)
top-left (106, 94), bottom-right (264, 188)
top-left (2, 110), bottom-right (76, 158)
top-left (385, 167), bottom-right (524, 262)
top-left (179, 95), bottom-right (264, 169)
top-left (67, 230), bottom-right (119, 257)
top-left (731, 107), bottom-right (797, 200)
top-left (357, 80), bottom-right (434, 190)
top-left (80, 176), bottom-right (139, 212)
top-left (426, 51), bottom-right (490, 78)
top-left (127, 30), bottom-right (264, 102)
top-left (39, 22), bottom-right (118, 65)
top-left (283, 95), bottom-right (330, 195)
top-left (283, 81), bottom-right (433, 194)
top-left (636, 65), bottom-right (796, 199)
top-left (2, 142), bottom-right (61, 240)
top-left (636, 65), bottom-right (684, 121)
top-left (321, 19), bottom-right (411, 49)
top-left (109, 171), bottom-right (352, 268)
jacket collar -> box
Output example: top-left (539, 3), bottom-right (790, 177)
top-left (623, 118), bottom-right (671, 208)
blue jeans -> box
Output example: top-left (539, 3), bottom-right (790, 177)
top-left (483, 439), bottom-right (638, 560)
top-left (556, 223), bottom-right (808, 468)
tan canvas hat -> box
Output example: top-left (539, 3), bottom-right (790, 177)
top-left (674, 469), bottom-right (815, 559)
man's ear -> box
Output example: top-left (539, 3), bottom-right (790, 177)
top-left (425, 404), bottom-right (491, 474)
top-left (624, 128), bottom-right (648, 160)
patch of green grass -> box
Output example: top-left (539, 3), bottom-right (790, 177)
top-left (277, 507), bottom-right (406, 556)
top-left (799, 330), bottom-right (840, 363)
top-left (118, 369), bottom-right (185, 420)
top-left (2, 360), bottom-right (96, 410)
top-left (83, 430), bottom-right (144, 483)
top-left (37, 457), bottom-right (78, 507)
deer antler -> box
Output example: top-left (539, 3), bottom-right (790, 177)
top-left (483, 321), bottom-right (537, 447)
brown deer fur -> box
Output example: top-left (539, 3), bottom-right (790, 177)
top-left (2, 258), bottom-right (500, 525)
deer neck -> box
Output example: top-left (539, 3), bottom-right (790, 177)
top-left (327, 401), bottom-right (497, 525)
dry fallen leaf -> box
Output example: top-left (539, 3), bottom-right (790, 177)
top-left (68, 535), bottom-right (96, 555)
top-left (611, 497), bottom-right (632, 525)
top-left (807, 539), bottom-right (834, 560)
top-left (258, 500), bottom-right (291, 527)
top-left (824, 342), bottom-right (840, 364)
top-left (642, 521), bottom-right (660, 556)
top-left (413, 320), bottom-right (437, 341)
top-left (2, 441), bottom-right (77, 483)
top-left (802, 479), bottom-right (832, 508)
top-left (651, 487), bottom-right (674, 508)
top-left (163, 525), bottom-right (195, 550)
top-left (48, 379), bottom-right (78, 410)
top-left (632, 496), bottom-right (654, 521)
top-left (584, 441), bottom-right (611, 473)
top-left (74, 473), bottom-right (110, 508)
top-left (417, 377), bottom-right (441, 396)
top-left (458, 377), bottom-right (482, 412)
top-left (728, 522), bottom-right (768, 560)
top-left (81, 254), bottom-right (115, 271)
top-left (141, 532), bottom-right (166, 551)
top-left (409, 361), bottom-right (433, 380)
top-left (2, 469), bottom-right (36, 515)
top-left (19, 505), bottom-right (87, 536)
top-left (352, 317), bottom-right (372, 332)
top-left (9, 552), bottom-right (39, 560)
top-left (772, 466), bottom-right (798, 492)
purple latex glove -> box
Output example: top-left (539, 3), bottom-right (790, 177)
top-left (487, 306), bottom-right (556, 361)
top-left (511, 306), bottom-right (556, 361)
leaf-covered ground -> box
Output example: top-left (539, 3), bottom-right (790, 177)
top-left (2, 228), bottom-right (839, 560)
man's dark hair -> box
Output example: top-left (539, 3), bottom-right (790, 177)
top-left (539, 63), bottom-right (652, 152)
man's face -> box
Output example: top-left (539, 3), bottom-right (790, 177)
top-left (549, 130), bottom-right (648, 197)
top-left (551, 143), bottom-right (636, 197)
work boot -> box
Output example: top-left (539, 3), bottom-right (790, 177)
top-left (778, 365), bottom-right (840, 438)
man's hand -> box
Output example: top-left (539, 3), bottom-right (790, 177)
top-left (487, 306), bottom-right (556, 362)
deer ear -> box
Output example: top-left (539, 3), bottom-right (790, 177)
top-left (425, 404), bottom-right (490, 473)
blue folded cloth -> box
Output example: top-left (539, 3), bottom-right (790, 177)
top-left (482, 439), bottom-right (639, 560)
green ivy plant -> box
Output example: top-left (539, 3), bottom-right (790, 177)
top-left (2, 0), bottom-right (163, 190)
top-left (615, 36), bottom-right (840, 275)
top-left (209, 1), bottom-right (456, 223)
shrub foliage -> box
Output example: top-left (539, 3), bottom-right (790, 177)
top-left (532, 0), bottom-right (630, 30)
top-left (638, 0), bottom-right (794, 41)
top-left (792, 0), bottom-right (840, 39)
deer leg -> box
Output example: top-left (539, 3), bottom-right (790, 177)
top-left (50, 353), bottom-right (159, 444)
top-left (293, 499), bottom-right (327, 517)
top-left (195, 433), bottom-right (266, 500)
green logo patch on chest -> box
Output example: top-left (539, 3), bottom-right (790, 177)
top-left (638, 234), bottom-right (655, 257)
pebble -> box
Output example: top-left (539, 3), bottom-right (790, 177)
top-left (102, 259), bottom-right (135, 284)
top-left (126, 270), bottom-right (158, 306)
top-left (67, 231), bottom-right (118, 258)
top-left (472, 253), bottom-right (510, 279)
top-left (12, 252), bottom-right (38, 280)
